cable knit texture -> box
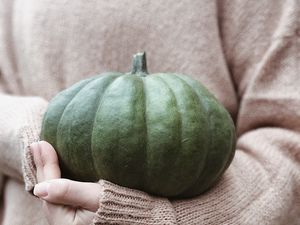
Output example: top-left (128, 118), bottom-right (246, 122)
top-left (0, 0), bottom-right (300, 224)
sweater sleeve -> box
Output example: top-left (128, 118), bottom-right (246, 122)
top-left (93, 1), bottom-right (300, 225)
top-left (0, 93), bottom-right (48, 191)
top-left (93, 180), bottom-right (176, 225)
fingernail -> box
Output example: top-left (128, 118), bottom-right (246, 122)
top-left (30, 141), bottom-right (40, 152)
top-left (29, 142), bottom-right (38, 149)
top-left (34, 182), bottom-right (49, 197)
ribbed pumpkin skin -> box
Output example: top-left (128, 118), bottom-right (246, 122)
top-left (41, 58), bottom-right (236, 198)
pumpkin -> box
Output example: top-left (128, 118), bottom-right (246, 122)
top-left (41, 52), bottom-right (236, 198)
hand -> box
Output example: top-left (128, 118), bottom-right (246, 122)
top-left (30, 141), bottom-right (102, 225)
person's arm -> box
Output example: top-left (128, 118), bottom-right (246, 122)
top-left (0, 89), bottom-right (48, 190)
top-left (0, 74), bottom-right (48, 195)
top-left (0, 0), bottom-right (49, 190)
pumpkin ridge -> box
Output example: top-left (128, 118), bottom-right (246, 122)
top-left (172, 74), bottom-right (215, 195)
top-left (90, 75), bottom-right (122, 178)
top-left (41, 76), bottom-right (98, 150)
top-left (123, 75), bottom-right (148, 189)
top-left (59, 74), bottom-right (123, 180)
top-left (142, 75), bottom-right (181, 195)
top-left (169, 74), bottom-right (210, 165)
top-left (141, 77), bottom-right (148, 191)
top-left (173, 73), bottom-right (211, 170)
top-left (56, 77), bottom-right (99, 168)
top-left (157, 74), bottom-right (211, 195)
top-left (91, 74), bottom-right (148, 187)
top-left (174, 74), bottom-right (235, 196)
top-left (154, 75), bottom-right (182, 154)
top-left (153, 75), bottom-right (184, 194)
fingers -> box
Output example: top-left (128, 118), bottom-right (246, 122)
top-left (30, 141), bottom-right (61, 182)
top-left (34, 179), bottom-right (102, 212)
top-left (31, 141), bottom-right (96, 224)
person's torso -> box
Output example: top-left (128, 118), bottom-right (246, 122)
top-left (0, 0), bottom-right (238, 118)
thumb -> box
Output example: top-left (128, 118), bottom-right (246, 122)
top-left (30, 141), bottom-right (61, 182)
top-left (33, 179), bottom-right (102, 212)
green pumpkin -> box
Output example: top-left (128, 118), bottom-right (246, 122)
top-left (41, 52), bottom-right (236, 198)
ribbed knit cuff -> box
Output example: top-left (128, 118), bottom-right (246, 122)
top-left (21, 126), bottom-right (40, 192)
top-left (94, 180), bottom-right (176, 225)
top-left (19, 97), bottom-right (48, 192)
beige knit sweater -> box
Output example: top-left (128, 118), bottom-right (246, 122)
top-left (0, 0), bottom-right (300, 224)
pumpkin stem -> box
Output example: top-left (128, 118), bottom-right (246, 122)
top-left (131, 52), bottom-right (148, 76)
